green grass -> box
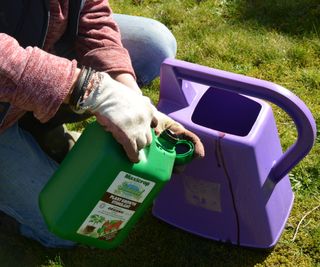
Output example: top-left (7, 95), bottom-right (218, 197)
top-left (1, 0), bottom-right (319, 266)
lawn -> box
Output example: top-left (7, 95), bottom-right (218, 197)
top-left (0, 0), bottom-right (319, 266)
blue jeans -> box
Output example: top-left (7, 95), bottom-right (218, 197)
top-left (114, 14), bottom-right (177, 85)
top-left (0, 14), bottom-right (176, 248)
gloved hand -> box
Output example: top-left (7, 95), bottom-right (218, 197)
top-left (153, 110), bottom-right (205, 159)
top-left (73, 71), bottom-right (157, 163)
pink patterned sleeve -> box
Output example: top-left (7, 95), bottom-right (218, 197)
top-left (0, 33), bottom-right (77, 123)
top-left (75, 0), bottom-right (135, 78)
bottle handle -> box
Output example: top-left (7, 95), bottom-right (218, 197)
top-left (159, 58), bottom-right (317, 183)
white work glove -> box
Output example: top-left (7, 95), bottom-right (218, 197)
top-left (153, 110), bottom-right (205, 159)
top-left (77, 72), bottom-right (157, 162)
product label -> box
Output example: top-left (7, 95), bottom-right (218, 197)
top-left (77, 171), bottom-right (155, 241)
top-left (183, 175), bottom-right (221, 212)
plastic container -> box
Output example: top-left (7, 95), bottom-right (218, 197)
top-left (152, 58), bottom-right (316, 248)
top-left (39, 121), bottom-right (194, 249)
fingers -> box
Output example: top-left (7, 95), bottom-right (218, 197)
top-left (151, 116), bottom-right (158, 128)
top-left (120, 131), bottom-right (153, 163)
top-left (154, 126), bottom-right (162, 136)
top-left (136, 132), bottom-right (152, 151)
top-left (183, 130), bottom-right (205, 158)
top-left (169, 124), bottom-right (205, 159)
top-left (103, 124), bottom-right (138, 162)
top-left (153, 110), bottom-right (205, 159)
top-left (123, 139), bottom-right (140, 163)
top-left (104, 124), bottom-right (153, 163)
top-left (146, 129), bottom-right (153, 147)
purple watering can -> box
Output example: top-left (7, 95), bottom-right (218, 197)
top-left (152, 58), bottom-right (316, 249)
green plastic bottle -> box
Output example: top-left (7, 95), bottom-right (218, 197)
top-left (39, 121), bottom-right (194, 249)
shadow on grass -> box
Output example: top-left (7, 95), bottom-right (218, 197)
top-left (233, 0), bottom-right (320, 36)
top-left (0, 211), bottom-right (271, 267)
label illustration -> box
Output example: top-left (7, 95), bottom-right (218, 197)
top-left (77, 171), bottom-right (155, 241)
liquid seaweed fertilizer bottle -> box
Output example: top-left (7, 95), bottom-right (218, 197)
top-left (39, 121), bottom-right (194, 249)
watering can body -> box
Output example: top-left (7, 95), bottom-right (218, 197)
top-left (152, 59), bottom-right (316, 248)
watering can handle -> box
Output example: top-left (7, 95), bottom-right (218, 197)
top-left (160, 58), bottom-right (317, 184)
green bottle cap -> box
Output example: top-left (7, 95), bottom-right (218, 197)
top-left (174, 139), bottom-right (194, 165)
top-left (158, 130), bottom-right (194, 165)
top-left (157, 129), bottom-right (178, 151)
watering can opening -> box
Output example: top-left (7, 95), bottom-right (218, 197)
top-left (191, 87), bottom-right (262, 136)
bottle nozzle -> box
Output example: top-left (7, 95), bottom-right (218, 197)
top-left (157, 129), bottom-right (195, 165)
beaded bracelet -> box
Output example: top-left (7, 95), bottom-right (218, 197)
top-left (70, 66), bottom-right (95, 113)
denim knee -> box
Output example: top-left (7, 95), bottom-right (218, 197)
top-left (0, 124), bottom-right (75, 248)
top-left (114, 14), bottom-right (177, 86)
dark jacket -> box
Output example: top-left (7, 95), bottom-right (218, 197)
top-left (0, 0), bottom-right (84, 48)
top-left (0, 0), bottom-right (84, 122)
